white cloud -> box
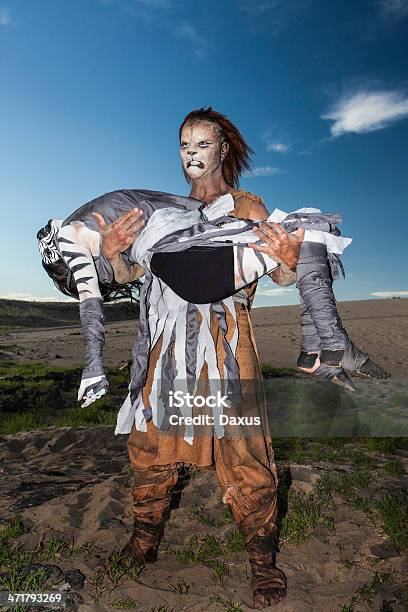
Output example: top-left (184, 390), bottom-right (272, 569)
top-left (266, 142), bottom-right (289, 153)
top-left (0, 292), bottom-right (75, 302)
top-left (322, 89), bottom-right (408, 137)
top-left (256, 287), bottom-right (295, 297)
top-left (378, 0), bottom-right (408, 17)
top-left (262, 130), bottom-right (290, 153)
top-left (371, 290), bottom-right (408, 298)
top-left (98, 1), bottom-right (213, 60)
top-left (174, 23), bottom-right (212, 60)
top-left (243, 166), bottom-right (285, 178)
top-left (241, 0), bottom-right (310, 34)
top-left (0, 8), bottom-right (10, 25)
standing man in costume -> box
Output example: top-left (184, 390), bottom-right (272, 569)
top-left (100, 108), bottom-right (302, 608)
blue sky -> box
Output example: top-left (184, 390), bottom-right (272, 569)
top-left (0, 0), bottom-right (407, 307)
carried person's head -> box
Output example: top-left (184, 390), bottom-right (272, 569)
top-left (37, 220), bottom-right (141, 302)
top-left (37, 220), bottom-right (80, 299)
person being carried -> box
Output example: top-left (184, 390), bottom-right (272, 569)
top-left (38, 190), bottom-right (388, 409)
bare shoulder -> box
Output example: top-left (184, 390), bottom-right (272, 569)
top-left (231, 189), bottom-right (269, 221)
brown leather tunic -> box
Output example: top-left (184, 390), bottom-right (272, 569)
top-left (128, 189), bottom-right (275, 469)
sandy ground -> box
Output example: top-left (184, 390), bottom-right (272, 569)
top-left (1, 427), bottom-right (408, 611)
top-left (1, 298), bottom-right (407, 610)
top-left (3, 298), bottom-right (407, 379)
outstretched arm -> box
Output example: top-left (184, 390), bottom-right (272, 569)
top-left (57, 222), bottom-right (109, 407)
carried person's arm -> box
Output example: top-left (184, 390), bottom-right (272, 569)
top-left (93, 209), bottom-right (145, 284)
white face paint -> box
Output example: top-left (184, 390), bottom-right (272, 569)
top-left (37, 219), bottom-right (63, 264)
top-left (180, 121), bottom-right (228, 182)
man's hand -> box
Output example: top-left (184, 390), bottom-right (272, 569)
top-left (92, 208), bottom-right (144, 261)
top-left (249, 223), bottom-right (304, 271)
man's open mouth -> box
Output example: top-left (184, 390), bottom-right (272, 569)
top-left (187, 161), bottom-right (204, 168)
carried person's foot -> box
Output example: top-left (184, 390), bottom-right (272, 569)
top-left (297, 352), bottom-right (355, 391)
top-left (320, 342), bottom-right (391, 380)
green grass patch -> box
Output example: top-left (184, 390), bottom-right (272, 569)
top-left (376, 489), bottom-right (408, 551)
top-left (173, 534), bottom-right (224, 565)
top-left (110, 598), bottom-right (139, 609)
top-left (360, 438), bottom-right (397, 453)
top-left (208, 593), bottom-right (243, 611)
top-left (0, 364), bottom-right (129, 433)
top-left (261, 363), bottom-right (297, 377)
top-left (340, 571), bottom-right (391, 611)
top-left (89, 550), bottom-right (144, 603)
top-left (279, 485), bottom-right (336, 543)
top-left (225, 529), bottom-right (245, 553)
top-left (0, 518), bottom-right (52, 593)
top-left (167, 576), bottom-right (190, 594)
top-left (382, 459), bottom-right (404, 476)
top-left (0, 343), bottom-right (18, 351)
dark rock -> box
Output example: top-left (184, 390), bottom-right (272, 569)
top-left (290, 465), bottom-right (322, 483)
top-left (6, 439), bottom-right (26, 453)
top-left (370, 541), bottom-right (400, 559)
top-left (55, 354), bottom-right (63, 359)
top-left (62, 569), bottom-right (85, 590)
top-left (9, 480), bottom-right (90, 511)
top-left (42, 470), bottom-right (68, 477)
top-left (99, 517), bottom-right (127, 531)
top-left (66, 591), bottom-right (84, 608)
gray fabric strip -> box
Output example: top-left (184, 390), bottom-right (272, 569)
top-left (296, 241), bottom-right (348, 351)
top-left (129, 269), bottom-right (153, 403)
top-left (299, 296), bottom-right (321, 353)
top-left (159, 322), bottom-right (177, 431)
top-left (281, 212), bottom-right (342, 236)
top-left (94, 252), bottom-right (114, 284)
top-left (185, 303), bottom-right (200, 393)
top-left (236, 245), bottom-right (248, 286)
top-left (79, 297), bottom-right (105, 378)
top-left (211, 301), bottom-right (241, 397)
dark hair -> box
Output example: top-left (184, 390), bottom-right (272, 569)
top-left (42, 257), bottom-right (142, 303)
top-left (42, 258), bottom-right (79, 300)
top-left (179, 107), bottom-right (254, 188)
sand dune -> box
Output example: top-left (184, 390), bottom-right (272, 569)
top-left (3, 298), bottom-right (407, 378)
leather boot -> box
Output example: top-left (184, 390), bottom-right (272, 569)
top-left (120, 514), bottom-right (164, 567)
top-left (245, 524), bottom-right (287, 609)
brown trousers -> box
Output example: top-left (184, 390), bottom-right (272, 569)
top-left (126, 304), bottom-right (280, 547)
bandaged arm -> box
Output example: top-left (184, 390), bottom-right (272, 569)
top-left (57, 222), bottom-right (109, 406)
